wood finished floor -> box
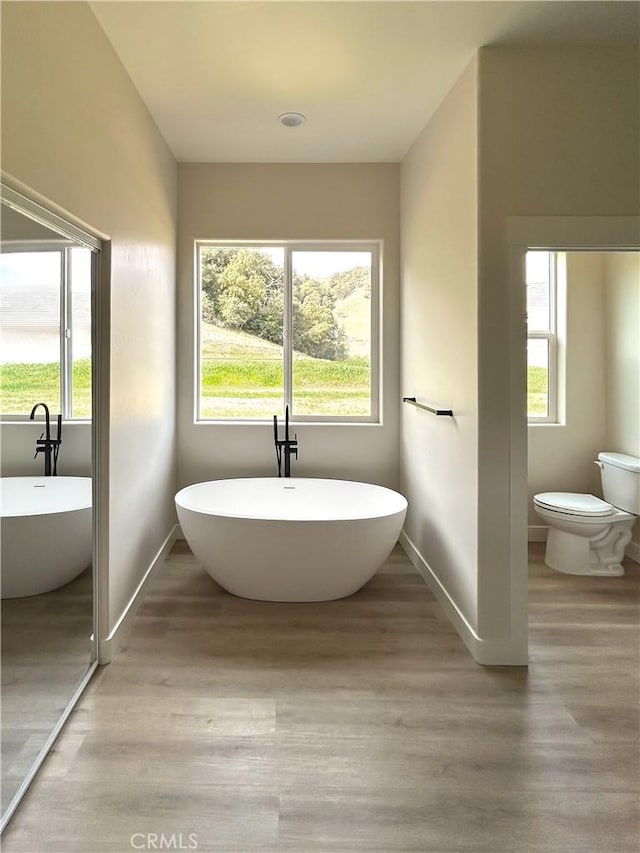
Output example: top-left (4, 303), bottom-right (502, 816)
top-left (1, 542), bottom-right (638, 853)
top-left (1, 568), bottom-right (93, 813)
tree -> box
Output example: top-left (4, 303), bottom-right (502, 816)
top-left (293, 275), bottom-right (347, 361)
top-left (201, 248), bottom-right (284, 343)
top-left (200, 247), bottom-right (347, 360)
top-left (327, 266), bottom-right (370, 299)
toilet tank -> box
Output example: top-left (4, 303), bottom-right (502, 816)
top-left (597, 452), bottom-right (640, 514)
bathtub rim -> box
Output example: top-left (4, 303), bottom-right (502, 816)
top-left (175, 477), bottom-right (408, 523)
top-left (0, 475), bottom-right (92, 519)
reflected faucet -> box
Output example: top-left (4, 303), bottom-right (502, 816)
top-left (273, 405), bottom-right (298, 478)
top-left (29, 402), bottom-right (62, 476)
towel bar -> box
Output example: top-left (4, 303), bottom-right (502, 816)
top-left (402, 396), bottom-right (453, 417)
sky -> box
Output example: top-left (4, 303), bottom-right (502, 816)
top-left (251, 246), bottom-right (370, 278)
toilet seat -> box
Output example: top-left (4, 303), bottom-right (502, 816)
top-left (534, 492), bottom-right (614, 517)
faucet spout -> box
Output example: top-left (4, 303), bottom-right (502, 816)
top-left (30, 402), bottom-right (51, 440)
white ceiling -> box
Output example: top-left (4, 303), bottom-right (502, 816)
top-left (90, 1), bottom-right (639, 163)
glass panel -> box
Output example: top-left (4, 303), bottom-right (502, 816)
top-left (526, 251), bottom-right (551, 332)
top-left (69, 248), bottom-right (92, 418)
top-left (291, 251), bottom-right (372, 417)
top-left (0, 199), bottom-right (96, 833)
top-left (199, 246), bottom-right (285, 419)
top-left (0, 251), bottom-right (61, 414)
top-left (527, 338), bottom-right (549, 418)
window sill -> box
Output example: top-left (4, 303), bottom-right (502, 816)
top-left (527, 421), bottom-right (564, 427)
top-left (0, 418), bottom-right (92, 425)
top-left (193, 419), bottom-right (383, 427)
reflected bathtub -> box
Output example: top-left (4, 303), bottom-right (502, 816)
top-left (0, 477), bottom-right (92, 599)
top-left (175, 477), bottom-right (408, 602)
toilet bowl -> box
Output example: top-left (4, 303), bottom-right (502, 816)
top-left (534, 452), bottom-right (640, 577)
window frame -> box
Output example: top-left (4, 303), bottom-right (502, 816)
top-left (527, 250), bottom-right (558, 424)
top-left (0, 242), bottom-right (92, 422)
top-left (195, 239), bottom-right (381, 424)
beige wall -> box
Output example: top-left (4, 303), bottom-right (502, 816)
top-left (528, 253), bottom-right (607, 526)
top-left (1, 2), bottom-right (178, 633)
top-left (403, 45), bottom-right (638, 661)
top-left (177, 163), bottom-right (400, 489)
top-left (604, 252), bottom-right (640, 554)
top-left (1, 424), bottom-right (92, 478)
top-left (479, 45), bottom-right (639, 652)
top-left (400, 58), bottom-right (479, 630)
top-left (604, 253), bottom-right (640, 456)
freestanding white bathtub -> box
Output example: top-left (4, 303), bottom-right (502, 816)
top-left (175, 478), bottom-right (408, 602)
top-left (0, 476), bottom-right (92, 599)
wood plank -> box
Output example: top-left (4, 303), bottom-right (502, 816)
top-left (2, 544), bottom-right (638, 852)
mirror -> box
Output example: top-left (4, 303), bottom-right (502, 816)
top-left (0, 191), bottom-right (99, 829)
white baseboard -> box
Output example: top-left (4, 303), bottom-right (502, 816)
top-left (528, 525), bottom-right (548, 542)
top-left (626, 540), bottom-right (640, 564)
top-left (399, 530), bottom-right (528, 666)
top-left (98, 524), bottom-right (179, 663)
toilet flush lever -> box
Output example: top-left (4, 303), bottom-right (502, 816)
top-left (594, 461), bottom-right (604, 469)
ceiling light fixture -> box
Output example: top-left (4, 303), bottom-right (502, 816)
top-left (278, 112), bottom-right (306, 128)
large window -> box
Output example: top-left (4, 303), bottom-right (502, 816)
top-left (0, 246), bottom-right (92, 419)
top-left (526, 250), bottom-right (558, 422)
top-left (197, 242), bottom-right (379, 421)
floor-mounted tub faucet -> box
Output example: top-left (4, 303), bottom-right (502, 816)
top-left (29, 402), bottom-right (62, 476)
top-left (273, 405), bottom-right (298, 477)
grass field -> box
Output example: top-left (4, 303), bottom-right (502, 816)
top-left (1, 359), bottom-right (92, 418)
top-left (200, 322), bottom-right (371, 418)
top-left (199, 354), bottom-right (371, 418)
top-left (527, 365), bottom-right (548, 417)
top-left (1, 342), bottom-right (549, 420)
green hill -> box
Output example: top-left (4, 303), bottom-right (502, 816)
top-left (201, 322), bottom-right (283, 359)
top-left (335, 286), bottom-right (370, 358)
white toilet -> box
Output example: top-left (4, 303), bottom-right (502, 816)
top-left (534, 452), bottom-right (640, 576)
